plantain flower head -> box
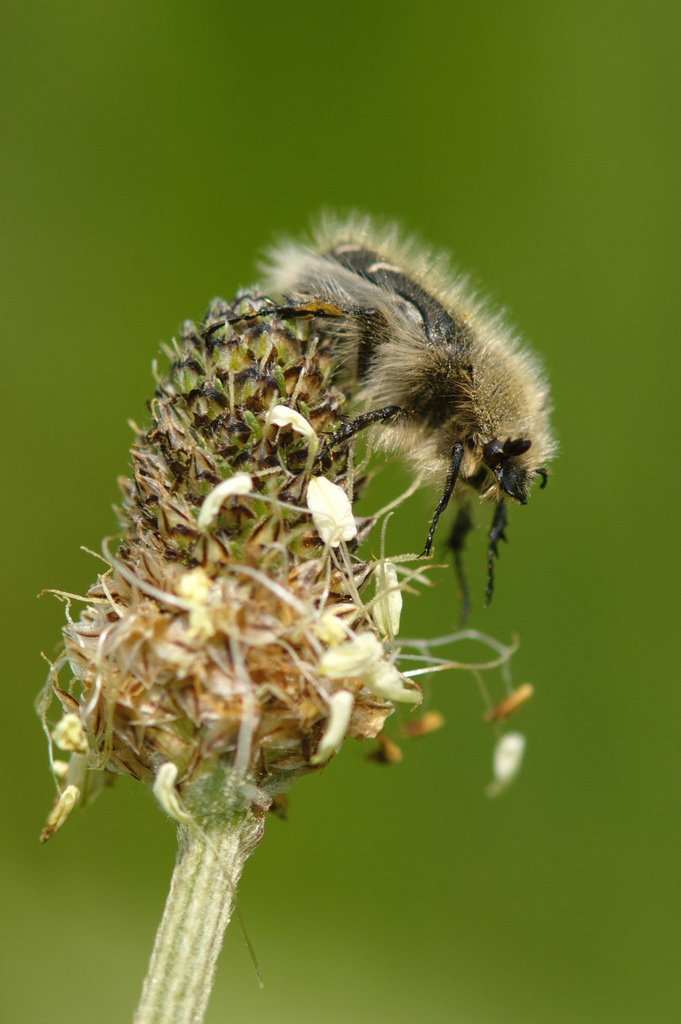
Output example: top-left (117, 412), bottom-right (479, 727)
top-left (38, 296), bottom-right (421, 838)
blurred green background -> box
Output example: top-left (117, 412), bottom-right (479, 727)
top-left (3, 1), bottom-right (679, 1021)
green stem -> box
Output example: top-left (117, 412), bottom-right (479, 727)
top-left (133, 800), bottom-right (265, 1024)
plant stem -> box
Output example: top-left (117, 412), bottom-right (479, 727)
top-left (133, 803), bottom-right (265, 1024)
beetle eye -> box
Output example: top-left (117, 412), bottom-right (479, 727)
top-left (482, 439), bottom-right (505, 468)
top-left (503, 437), bottom-right (532, 458)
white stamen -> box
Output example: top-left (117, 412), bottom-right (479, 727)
top-left (45, 785), bottom-right (80, 834)
top-left (373, 562), bottom-right (402, 637)
top-left (152, 762), bottom-right (193, 824)
top-left (187, 609), bottom-right (217, 642)
top-left (177, 568), bottom-right (218, 639)
top-left (52, 712), bottom-right (88, 754)
top-left (311, 689), bottom-right (355, 764)
top-left (318, 632), bottom-right (383, 679)
top-left (363, 659), bottom-right (420, 705)
top-left (307, 476), bottom-right (357, 547)
top-left (319, 632), bottom-right (420, 705)
top-left (314, 613), bottom-right (348, 646)
top-left (266, 404), bottom-right (317, 440)
top-left (197, 473), bottom-right (253, 530)
top-left (487, 732), bottom-right (526, 797)
top-left (177, 567), bottom-right (213, 604)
